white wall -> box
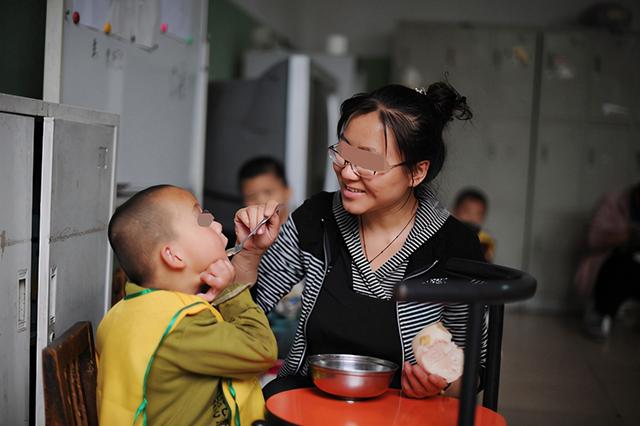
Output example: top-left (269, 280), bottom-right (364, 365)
top-left (232, 0), bottom-right (640, 56)
top-left (49, 0), bottom-right (210, 199)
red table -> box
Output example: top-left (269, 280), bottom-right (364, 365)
top-left (266, 388), bottom-right (507, 426)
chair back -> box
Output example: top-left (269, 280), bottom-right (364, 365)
top-left (395, 258), bottom-right (537, 426)
top-left (42, 321), bottom-right (98, 426)
top-left (483, 304), bottom-right (505, 411)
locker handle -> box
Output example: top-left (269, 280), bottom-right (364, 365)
top-left (98, 146), bottom-right (109, 169)
top-left (17, 269), bottom-right (28, 332)
top-left (48, 266), bottom-right (57, 342)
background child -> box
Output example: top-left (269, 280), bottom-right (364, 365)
top-left (238, 156), bottom-right (291, 224)
top-left (452, 187), bottom-right (495, 262)
top-left (96, 185), bottom-right (277, 425)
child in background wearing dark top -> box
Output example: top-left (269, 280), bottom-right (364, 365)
top-left (452, 188), bottom-right (495, 262)
top-left (238, 157), bottom-right (291, 225)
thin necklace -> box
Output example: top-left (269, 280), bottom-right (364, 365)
top-left (360, 200), bottom-right (417, 265)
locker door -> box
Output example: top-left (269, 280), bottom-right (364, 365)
top-left (580, 123), bottom-right (637, 210)
top-left (405, 25), bottom-right (535, 269)
top-left (589, 34), bottom-right (638, 124)
top-left (439, 117), bottom-right (532, 269)
top-left (393, 24), bottom-right (492, 105)
top-left (0, 112), bottom-right (34, 425)
top-left (483, 28), bottom-right (537, 119)
top-left (35, 117), bottom-right (116, 423)
top-left (527, 122), bottom-right (586, 309)
top-left (540, 31), bottom-right (590, 120)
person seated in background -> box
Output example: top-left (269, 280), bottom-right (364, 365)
top-left (577, 182), bottom-right (640, 338)
top-left (452, 188), bottom-right (495, 262)
top-left (238, 156), bottom-right (291, 224)
top-left (97, 185), bottom-right (278, 425)
top-left (238, 157), bottom-right (302, 363)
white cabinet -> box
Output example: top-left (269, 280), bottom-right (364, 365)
top-left (0, 112), bottom-right (34, 426)
top-left (39, 118), bottom-right (115, 342)
top-left (0, 94), bottom-right (118, 425)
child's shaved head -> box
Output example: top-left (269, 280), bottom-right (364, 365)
top-left (108, 185), bottom-right (178, 285)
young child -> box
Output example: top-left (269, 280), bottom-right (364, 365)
top-left (238, 156), bottom-right (291, 224)
top-left (96, 185), bottom-right (278, 425)
top-left (452, 188), bottom-right (495, 262)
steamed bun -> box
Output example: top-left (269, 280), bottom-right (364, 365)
top-left (412, 322), bottom-right (464, 383)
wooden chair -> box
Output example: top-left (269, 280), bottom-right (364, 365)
top-left (42, 321), bottom-right (98, 426)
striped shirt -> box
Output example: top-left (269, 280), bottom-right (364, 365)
top-left (254, 186), bottom-right (488, 377)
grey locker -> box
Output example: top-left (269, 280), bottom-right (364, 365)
top-left (526, 122), bottom-right (587, 309)
top-left (40, 118), bottom-right (115, 344)
top-left (539, 31), bottom-right (590, 121)
top-left (527, 31), bottom-right (640, 310)
top-left (1, 90), bottom-right (118, 425)
top-left (531, 122), bottom-right (586, 214)
top-left (475, 118), bottom-right (532, 269)
top-left (32, 106), bottom-right (118, 425)
top-left (580, 123), bottom-right (639, 210)
top-left (394, 24), bottom-right (536, 269)
top-left (588, 33), bottom-right (639, 124)
top-left (438, 118), bottom-right (532, 269)
top-left (0, 112), bottom-right (34, 426)
top-left (393, 24), bottom-right (638, 310)
top-left (394, 24), bottom-right (536, 120)
top-left (394, 24), bottom-right (493, 118)
top-left (484, 29), bottom-right (537, 119)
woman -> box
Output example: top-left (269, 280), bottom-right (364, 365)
top-left (224, 82), bottom-right (487, 399)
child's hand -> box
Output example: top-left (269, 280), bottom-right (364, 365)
top-left (198, 258), bottom-right (236, 302)
top-left (233, 200), bottom-right (281, 256)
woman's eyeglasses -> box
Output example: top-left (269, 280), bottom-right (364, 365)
top-left (328, 143), bottom-right (405, 178)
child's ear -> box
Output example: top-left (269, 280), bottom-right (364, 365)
top-left (160, 244), bottom-right (186, 271)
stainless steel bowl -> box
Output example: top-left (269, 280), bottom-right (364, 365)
top-left (308, 354), bottom-right (399, 399)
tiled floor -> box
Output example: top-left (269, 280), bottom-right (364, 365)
top-left (497, 311), bottom-right (640, 426)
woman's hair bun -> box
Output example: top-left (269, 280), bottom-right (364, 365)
top-left (424, 80), bottom-right (472, 124)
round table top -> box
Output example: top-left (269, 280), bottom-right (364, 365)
top-left (266, 388), bottom-right (507, 426)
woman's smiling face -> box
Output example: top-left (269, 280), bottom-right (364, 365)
top-left (334, 111), bottom-right (416, 216)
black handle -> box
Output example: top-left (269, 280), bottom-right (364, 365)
top-left (395, 258), bottom-right (537, 304)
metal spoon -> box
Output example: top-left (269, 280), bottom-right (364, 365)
top-left (225, 206), bottom-right (280, 257)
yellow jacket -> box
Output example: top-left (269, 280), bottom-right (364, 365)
top-left (96, 285), bottom-right (272, 425)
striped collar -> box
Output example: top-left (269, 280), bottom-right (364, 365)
top-left (332, 186), bottom-right (450, 298)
